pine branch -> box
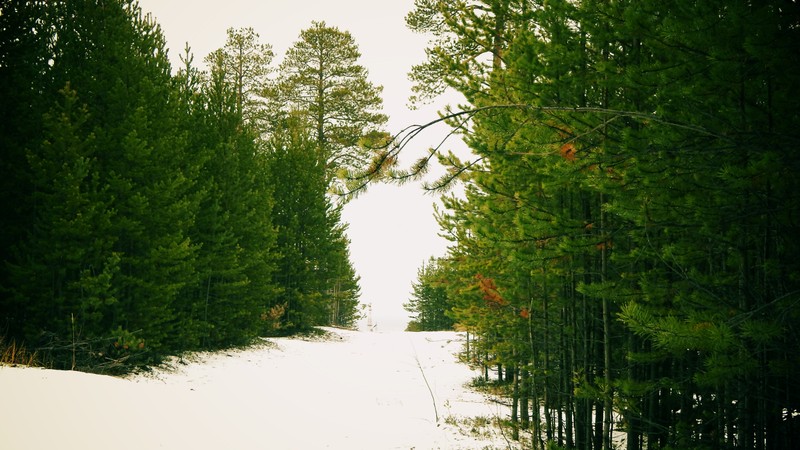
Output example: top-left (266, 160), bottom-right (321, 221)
top-left (340, 103), bottom-right (728, 198)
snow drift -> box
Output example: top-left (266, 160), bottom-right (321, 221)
top-left (1, 329), bottom-right (511, 449)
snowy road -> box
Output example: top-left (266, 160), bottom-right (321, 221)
top-left (1, 329), bottom-right (509, 449)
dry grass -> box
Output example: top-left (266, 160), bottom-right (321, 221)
top-left (444, 414), bottom-right (498, 439)
top-left (0, 337), bottom-right (40, 367)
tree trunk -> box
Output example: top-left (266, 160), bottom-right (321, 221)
top-left (512, 364), bottom-right (520, 441)
top-left (521, 368), bottom-right (530, 429)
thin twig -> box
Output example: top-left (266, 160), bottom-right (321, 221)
top-left (410, 340), bottom-right (439, 424)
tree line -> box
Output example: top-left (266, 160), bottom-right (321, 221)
top-left (395, 1), bottom-right (799, 449)
top-left (0, 0), bottom-right (385, 371)
top-left (404, 257), bottom-right (453, 331)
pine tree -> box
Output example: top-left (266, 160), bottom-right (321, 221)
top-left (0, 0), bottom-right (59, 339)
top-left (5, 86), bottom-right (119, 351)
top-left (273, 21), bottom-right (388, 189)
top-left (404, 257), bottom-right (454, 331)
top-left (263, 116), bottom-right (361, 332)
top-left (2, 0), bottom-right (201, 365)
top-left (317, 208), bottom-right (362, 328)
top-left (175, 44), bottom-right (279, 349)
top-left (77, 1), bottom-right (199, 356)
top-left (404, 0), bottom-right (800, 447)
top-left (204, 27), bottom-right (274, 129)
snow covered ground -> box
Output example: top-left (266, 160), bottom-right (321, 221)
top-left (1, 329), bottom-right (515, 449)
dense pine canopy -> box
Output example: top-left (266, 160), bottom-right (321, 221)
top-left (393, 0), bottom-right (800, 448)
top-left (0, 0), bottom-right (369, 371)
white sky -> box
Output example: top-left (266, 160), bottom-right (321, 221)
top-left (136, 0), bottom-right (466, 331)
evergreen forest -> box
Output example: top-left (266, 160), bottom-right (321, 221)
top-left (394, 1), bottom-right (800, 449)
top-left (2, 1), bottom-right (800, 449)
top-left (0, 1), bottom-right (377, 371)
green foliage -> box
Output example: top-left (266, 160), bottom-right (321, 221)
top-left (405, 0), bottom-right (800, 447)
top-left (204, 27), bottom-right (274, 127)
top-left (0, 0), bottom-right (365, 372)
top-left (2, 0), bottom-right (196, 363)
top-left (263, 118), bottom-right (361, 332)
top-left (272, 21), bottom-right (388, 192)
top-left (404, 257), bottom-right (454, 331)
top-left (177, 40), bottom-right (280, 349)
